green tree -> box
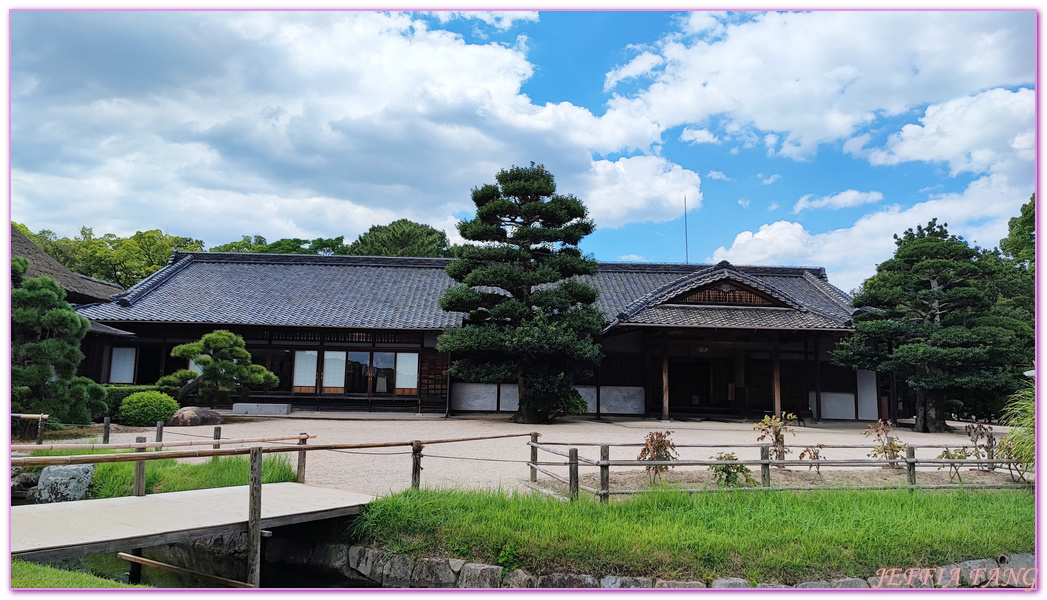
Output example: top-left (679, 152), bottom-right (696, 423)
top-left (437, 163), bottom-right (603, 424)
top-left (210, 235), bottom-right (270, 253)
top-left (833, 220), bottom-right (1032, 432)
top-left (999, 194), bottom-right (1035, 269)
top-left (157, 330), bottom-right (279, 405)
top-left (343, 219), bottom-right (454, 257)
top-left (11, 258), bottom-right (107, 425)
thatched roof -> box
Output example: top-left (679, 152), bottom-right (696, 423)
top-left (11, 224), bottom-right (123, 304)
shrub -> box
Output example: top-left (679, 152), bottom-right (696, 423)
top-left (864, 419), bottom-right (906, 467)
top-left (637, 431), bottom-right (678, 485)
top-left (102, 385), bottom-right (160, 421)
top-left (1000, 381), bottom-right (1034, 482)
top-left (754, 413), bottom-right (796, 464)
top-left (117, 391), bottom-right (179, 427)
top-left (709, 452), bottom-right (754, 487)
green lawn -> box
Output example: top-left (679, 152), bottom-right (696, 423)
top-left (350, 487), bottom-right (1035, 584)
top-left (11, 559), bottom-right (151, 589)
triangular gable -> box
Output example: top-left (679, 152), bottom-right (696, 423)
top-left (668, 278), bottom-right (785, 307)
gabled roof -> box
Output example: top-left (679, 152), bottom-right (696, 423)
top-left (11, 224), bottom-right (124, 304)
top-left (76, 252), bottom-right (853, 332)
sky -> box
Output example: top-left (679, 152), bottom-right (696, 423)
top-left (8, 9), bottom-right (1037, 293)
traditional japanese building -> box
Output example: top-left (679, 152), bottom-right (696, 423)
top-left (75, 251), bottom-right (881, 421)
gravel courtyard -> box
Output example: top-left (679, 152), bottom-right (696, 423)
top-left (97, 414), bottom-right (1020, 498)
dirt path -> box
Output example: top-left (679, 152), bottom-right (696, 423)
top-left (62, 415), bottom-right (1021, 498)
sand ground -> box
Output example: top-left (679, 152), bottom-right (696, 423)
top-left (64, 413), bottom-right (1023, 498)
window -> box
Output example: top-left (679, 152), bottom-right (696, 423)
top-left (322, 351), bottom-right (347, 394)
top-left (290, 349), bottom-right (419, 396)
top-left (110, 348), bottom-right (136, 384)
top-left (394, 352), bottom-right (419, 394)
top-left (292, 350), bottom-right (318, 393)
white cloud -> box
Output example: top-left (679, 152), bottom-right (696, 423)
top-left (618, 254), bottom-right (646, 262)
top-left (864, 87), bottom-right (1034, 177)
top-left (680, 127), bottom-right (720, 144)
top-left (606, 11), bottom-right (1033, 159)
top-left (793, 189), bottom-right (883, 214)
top-left (738, 198), bottom-right (750, 209)
top-left (761, 173), bottom-right (781, 185)
top-left (427, 11), bottom-right (539, 31)
top-left (604, 51), bottom-right (664, 92)
top-left (706, 170), bottom-right (730, 181)
top-left (712, 172), bottom-right (1029, 291)
top-left (767, 202), bottom-right (780, 212)
top-left (581, 156), bottom-right (702, 228)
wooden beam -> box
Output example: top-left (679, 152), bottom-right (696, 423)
top-left (772, 334), bottom-right (782, 418)
top-left (117, 552), bottom-right (252, 588)
top-left (814, 338), bottom-right (823, 421)
top-left (247, 447), bottom-right (262, 588)
top-left (661, 336), bottom-right (669, 421)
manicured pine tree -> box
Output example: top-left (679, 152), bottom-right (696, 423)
top-left (158, 330), bottom-right (279, 405)
top-left (437, 163), bottom-right (604, 424)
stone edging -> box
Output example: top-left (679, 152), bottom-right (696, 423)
top-left (335, 546), bottom-right (1036, 589)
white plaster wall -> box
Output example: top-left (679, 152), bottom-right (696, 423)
top-left (599, 386), bottom-right (645, 414)
top-left (575, 386), bottom-right (598, 413)
top-left (498, 383), bottom-right (519, 412)
top-left (857, 370), bottom-right (879, 420)
top-left (810, 391), bottom-right (856, 419)
top-left (451, 383), bottom-right (497, 411)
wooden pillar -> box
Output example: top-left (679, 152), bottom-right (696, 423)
top-left (133, 437), bottom-right (147, 497)
top-left (771, 333), bottom-right (782, 418)
top-left (213, 426), bottom-right (222, 450)
top-left (35, 417), bottom-right (46, 445)
top-left (103, 417), bottom-right (111, 445)
top-left (599, 444), bottom-right (610, 503)
top-left (906, 446), bottom-right (916, 486)
top-left (661, 336), bottom-right (670, 421)
top-left (411, 441), bottom-right (423, 489)
top-left (128, 548), bottom-right (143, 585)
top-left (247, 446), bottom-right (263, 588)
top-left (760, 445), bottom-right (771, 487)
top-left (568, 448), bottom-right (579, 502)
top-left (296, 433), bottom-right (308, 484)
top-left (814, 338), bottom-right (823, 421)
top-left (529, 433), bottom-right (539, 483)
top-left (155, 421), bottom-right (164, 449)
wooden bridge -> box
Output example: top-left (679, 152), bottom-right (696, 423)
top-left (11, 482), bottom-right (373, 562)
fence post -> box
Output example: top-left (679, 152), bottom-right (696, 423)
top-left (35, 416), bottom-right (46, 445)
top-left (568, 448), bottom-right (579, 502)
top-left (247, 446), bottom-right (262, 588)
top-left (760, 445), bottom-right (771, 487)
top-left (529, 433), bottom-right (539, 483)
top-left (212, 426), bottom-right (222, 461)
top-left (103, 417), bottom-right (111, 445)
top-left (599, 444), bottom-right (610, 503)
top-left (906, 445), bottom-right (916, 487)
top-left (986, 437), bottom-right (996, 472)
top-left (155, 421), bottom-right (164, 449)
top-left (887, 436), bottom-right (896, 468)
top-left (411, 441), bottom-right (423, 489)
top-left (133, 436), bottom-right (147, 497)
top-left (296, 433), bottom-right (308, 484)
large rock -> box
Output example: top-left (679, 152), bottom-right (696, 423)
top-left (14, 471), bottom-right (39, 487)
top-left (381, 555), bottom-right (414, 588)
top-left (795, 581), bottom-right (830, 588)
top-left (411, 558), bottom-right (457, 588)
top-left (166, 406), bottom-right (223, 427)
top-left (601, 575), bottom-right (652, 588)
top-left (502, 569), bottom-right (535, 588)
top-left (711, 577), bottom-right (752, 588)
top-left (346, 546), bottom-right (384, 582)
top-left (655, 580), bottom-right (707, 588)
top-left (458, 563), bottom-right (503, 588)
top-left (30, 465), bottom-right (95, 503)
top-left (830, 577), bottom-right (869, 588)
top-left (536, 573), bottom-right (598, 588)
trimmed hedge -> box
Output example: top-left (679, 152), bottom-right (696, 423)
top-left (117, 391), bottom-right (180, 427)
top-left (101, 385), bottom-right (160, 421)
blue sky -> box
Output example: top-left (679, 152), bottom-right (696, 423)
top-left (9, 10), bottom-right (1036, 292)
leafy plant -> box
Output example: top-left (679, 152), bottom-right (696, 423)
top-left (964, 421), bottom-right (996, 470)
top-left (116, 391), bottom-right (179, 427)
top-left (798, 444), bottom-right (826, 474)
top-left (754, 413), bottom-right (796, 465)
top-left (864, 419), bottom-right (906, 467)
top-left (637, 431), bottom-right (678, 484)
top-left (999, 382), bottom-right (1034, 483)
top-left (495, 542), bottom-right (521, 572)
top-left (709, 452), bottom-right (754, 487)
top-left (936, 447), bottom-right (971, 483)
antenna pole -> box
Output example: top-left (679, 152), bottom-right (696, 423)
top-left (684, 195), bottom-right (689, 264)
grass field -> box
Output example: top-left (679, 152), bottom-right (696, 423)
top-left (11, 559), bottom-right (151, 589)
top-left (350, 487), bottom-right (1035, 584)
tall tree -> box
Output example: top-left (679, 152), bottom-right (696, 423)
top-left (1000, 194), bottom-right (1035, 270)
top-left (11, 258), bottom-right (107, 424)
top-left (437, 163), bottom-right (603, 424)
top-left (343, 219), bottom-right (454, 257)
top-left (833, 220), bottom-right (1032, 432)
top-left (210, 235), bottom-right (270, 253)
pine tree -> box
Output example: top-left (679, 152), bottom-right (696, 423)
top-left (158, 330), bottom-right (279, 405)
top-left (11, 258), bottom-right (107, 425)
top-left (437, 163), bottom-right (604, 423)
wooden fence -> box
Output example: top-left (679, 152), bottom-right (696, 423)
top-left (526, 439), bottom-right (1033, 502)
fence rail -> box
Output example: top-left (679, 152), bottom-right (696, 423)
top-left (527, 441), bottom-right (1032, 502)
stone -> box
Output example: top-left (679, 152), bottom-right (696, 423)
top-left (756, 583), bottom-right (791, 588)
top-left (232, 403), bottom-right (290, 415)
top-left (536, 573), bottom-right (598, 588)
top-left (346, 546), bottom-right (384, 582)
top-left (867, 572), bottom-right (911, 588)
top-left (457, 563), bottom-right (503, 588)
top-left (958, 558), bottom-right (1003, 587)
top-left (502, 569), bottom-right (535, 588)
top-left (411, 558), bottom-right (457, 588)
top-left (999, 554), bottom-right (1036, 588)
top-left (166, 406), bottom-right (223, 427)
top-left (32, 465), bottom-right (95, 503)
top-left (711, 577), bottom-right (752, 588)
top-left (831, 577), bottom-right (870, 588)
top-left (14, 471), bottom-right (39, 487)
top-left (600, 575), bottom-right (652, 588)
top-left (795, 580), bottom-right (831, 588)
top-left (654, 580), bottom-right (707, 588)
top-left (936, 563), bottom-right (965, 588)
top-left (448, 558), bottom-right (466, 573)
top-left (381, 554), bottom-right (414, 588)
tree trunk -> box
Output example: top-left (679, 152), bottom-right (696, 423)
top-left (913, 388), bottom-right (928, 433)
top-left (913, 388), bottom-right (948, 433)
top-left (512, 376), bottom-right (547, 424)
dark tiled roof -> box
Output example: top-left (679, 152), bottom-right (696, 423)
top-left (625, 305), bottom-right (850, 330)
top-left (77, 252), bottom-right (853, 332)
top-left (11, 225), bottom-right (123, 304)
